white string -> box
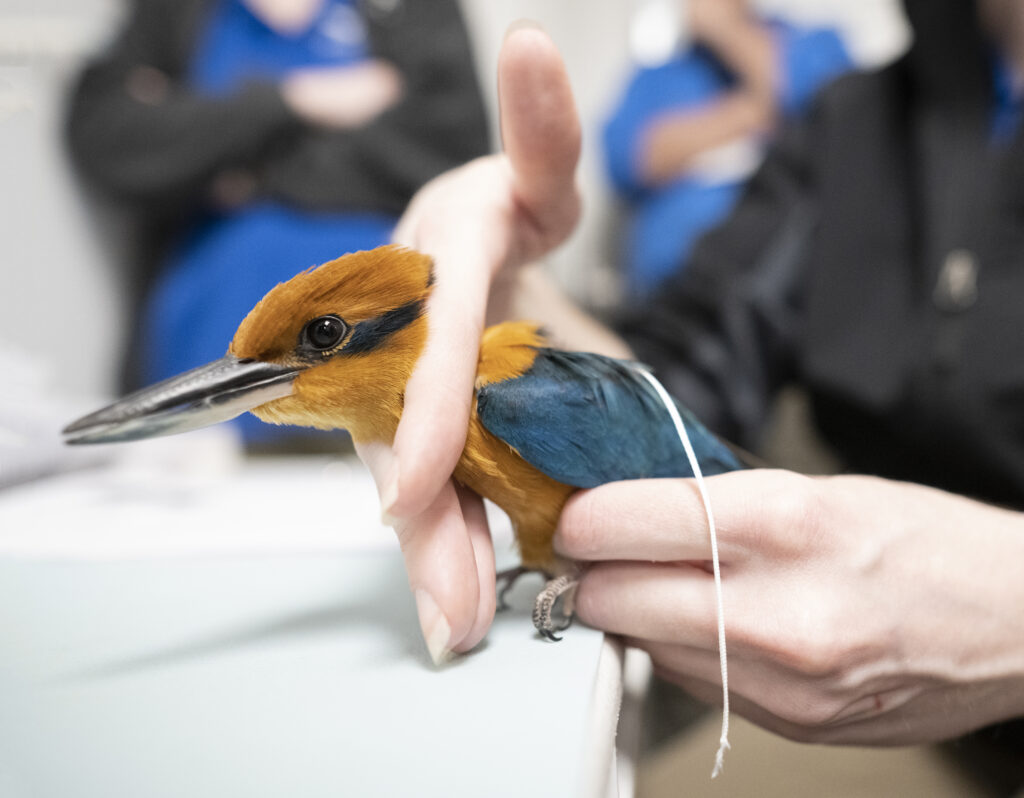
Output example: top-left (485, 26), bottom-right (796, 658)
top-left (635, 368), bottom-right (730, 778)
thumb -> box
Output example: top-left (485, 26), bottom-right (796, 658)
top-left (498, 23), bottom-right (582, 245)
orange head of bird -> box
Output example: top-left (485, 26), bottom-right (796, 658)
top-left (63, 245), bottom-right (434, 446)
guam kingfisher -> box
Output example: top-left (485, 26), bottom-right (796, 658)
top-left (64, 245), bottom-right (747, 638)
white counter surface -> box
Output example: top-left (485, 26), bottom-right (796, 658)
top-left (0, 449), bottom-right (637, 798)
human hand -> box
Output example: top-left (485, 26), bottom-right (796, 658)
top-left (281, 60), bottom-right (403, 128)
top-left (359, 23), bottom-right (581, 662)
top-left (555, 470), bottom-right (1024, 743)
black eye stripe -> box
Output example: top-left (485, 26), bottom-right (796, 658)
top-left (343, 299), bottom-right (424, 356)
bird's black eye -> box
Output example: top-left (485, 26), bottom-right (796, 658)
top-left (304, 315), bottom-right (347, 351)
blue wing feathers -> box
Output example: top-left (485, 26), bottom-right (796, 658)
top-left (475, 349), bottom-right (742, 489)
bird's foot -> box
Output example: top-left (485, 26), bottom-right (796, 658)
top-left (495, 565), bottom-right (544, 611)
top-left (532, 575), bottom-right (578, 642)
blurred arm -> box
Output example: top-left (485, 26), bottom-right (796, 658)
top-left (638, 0), bottom-right (777, 184)
top-left (66, 0), bottom-right (489, 216)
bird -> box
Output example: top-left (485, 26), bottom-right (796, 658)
top-left (64, 245), bottom-right (747, 639)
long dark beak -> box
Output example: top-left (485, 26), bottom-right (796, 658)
top-left (63, 355), bottom-right (301, 445)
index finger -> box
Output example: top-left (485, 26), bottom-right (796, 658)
top-left (554, 470), bottom-right (814, 562)
top-left (382, 247), bottom-right (489, 520)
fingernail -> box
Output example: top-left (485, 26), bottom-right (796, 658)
top-left (414, 589), bottom-right (453, 666)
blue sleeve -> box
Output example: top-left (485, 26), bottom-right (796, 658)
top-left (602, 55), bottom-right (721, 197)
top-left (776, 27), bottom-right (852, 115)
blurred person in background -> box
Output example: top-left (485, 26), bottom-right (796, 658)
top-left (603, 0), bottom-right (850, 297)
top-left (66, 0), bottom-right (488, 442)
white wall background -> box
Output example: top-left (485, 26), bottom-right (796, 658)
top-left (0, 0), bottom-right (908, 399)
top-left (0, 0), bottom-right (123, 397)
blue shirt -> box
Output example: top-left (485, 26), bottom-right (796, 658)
top-left (190, 0), bottom-right (370, 91)
top-left (991, 51), bottom-right (1024, 142)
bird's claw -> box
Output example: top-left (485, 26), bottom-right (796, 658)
top-left (532, 574), bottom-right (577, 641)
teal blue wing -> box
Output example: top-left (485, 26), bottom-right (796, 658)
top-left (475, 348), bottom-right (744, 489)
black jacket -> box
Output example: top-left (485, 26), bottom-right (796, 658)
top-left (620, 0), bottom-right (1024, 511)
top-left (66, 0), bottom-right (490, 217)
